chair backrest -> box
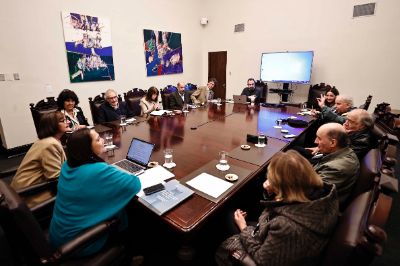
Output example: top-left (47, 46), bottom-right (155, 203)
top-left (322, 188), bottom-right (389, 266)
top-left (161, 86), bottom-right (177, 110)
top-left (255, 80), bottom-right (268, 101)
top-left (347, 148), bottom-right (382, 204)
top-left (29, 97), bottom-right (58, 135)
top-left (306, 83), bottom-right (336, 110)
top-left (0, 180), bottom-right (53, 264)
top-left (359, 95), bottom-right (373, 111)
top-left (124, 89), bottom-right (147, 116)
top-left (184, 83), bottom-right (197, 91)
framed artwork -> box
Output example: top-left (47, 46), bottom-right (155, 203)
top-left (61, 12), bottom-right (115, 82)
top-left (143, 29), bottom-right (183, 76)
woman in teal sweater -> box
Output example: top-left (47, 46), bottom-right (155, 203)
top-left (49, 128), bottom-right (141, 256)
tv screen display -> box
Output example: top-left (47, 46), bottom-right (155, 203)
top-left (260, 51), bottom-right (314, 84)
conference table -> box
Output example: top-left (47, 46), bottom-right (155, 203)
top-left (99, 102), bottom-right (314, 236)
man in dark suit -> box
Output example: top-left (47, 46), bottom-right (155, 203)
top-left (169, 82), bottom-right (191, 110)
top-left (97, 89), bottom-right (134, 123)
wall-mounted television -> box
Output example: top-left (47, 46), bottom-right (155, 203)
top-left (260, 51), bottom-right (314, 84)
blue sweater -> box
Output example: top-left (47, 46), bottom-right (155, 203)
top-left (49, 162), bottom-right (141, 256)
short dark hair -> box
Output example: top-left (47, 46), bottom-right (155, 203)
top-left (208, 77), bottom-right (217, 84)
top-left (325, 87), bottom-right (339, 96)
top-left (57, 89), bottom-right (80, 110)
top-left (37, 111), bottom-right (64, 139)
top-left (66, 128), bottom-right (104, 168)
top-left (247, 78), bottom-right (256, 84)
top-left (327, 128), bottom-right (349, 148)
top-left (146, 86), bottom-right (159, 102)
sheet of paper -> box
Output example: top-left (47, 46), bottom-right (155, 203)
top-left (150, 110), bottom-right (172, 116)
top-left (186, 172), bottom-right (233, 199)
top-left (137, 165), bottom-right (175, 197)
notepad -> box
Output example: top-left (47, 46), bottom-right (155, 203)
top-left (186, 173), bottom-right (233, 198)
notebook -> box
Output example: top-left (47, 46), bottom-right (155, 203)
top-left (113, 138), bottom-right (155, 175)
top-left (233, 95), bottom-right (248, 104)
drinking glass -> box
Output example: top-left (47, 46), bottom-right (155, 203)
top-left (217, 98), bottom-right (222, 105)
top-left (120, 115), bottom-right (126, 125)
top-left (258, 133), bottom-right (266, 146)
top-left (182, 104), bottom-right (189, 112)
top-left (164, 149), bottom-right (174, 165)
top-left (104, 132), bottom-right (113, 147)
top-left (249, 95), bottom-right (256, 105)
top-left (276, 119), bottom-right (282, 126)
top-left (218, 151), bottom-right (229, 171)
top-left (301, 102), bottom-right (308, 110)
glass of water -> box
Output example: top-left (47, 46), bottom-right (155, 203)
top-left (217, 151), bottom-right (229, 171)
top-left (258, 133), bottom-right (266, 146)
top-left (164, 149), bottom-right (174, 164)
top-left (301, 102), bottom-right (308, 110)
top-left (120, 115), bottom-right (126, 125)
top-left (104, 132), bottom-right (113, 147)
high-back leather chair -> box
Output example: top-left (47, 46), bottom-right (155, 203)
top-left (0, 180), bottom-right (128, 265)
top-left (88, 93), bottom-right (123, 124)
top-left (255, 80), bottom-right (268, 103)
top-left (161, 85), bottom-right (177, 110)
top-left (306, 83), bottom-right (336, 110)
top-left (359, 95), bottom-right (373, 111)
top-left (124, 88), bottom-right (147, 116)
top-left (184, 83), bottom-right (197, 91)
top-left (29, 97), bottom-right (58, 135)
top-left (321, 188), bottom-right (392, 266)
top-left (346, 149), bottom-right (382, 207)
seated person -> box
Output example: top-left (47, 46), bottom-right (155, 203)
top-left (140, 86), bottom-right (160, 114)
top-left (343, 109), bottom-right (377, 160)
top-left (216, 150), bottom-right (339, 266)
top-left (169, 82), bottom-right (191, 110)
top-left (241, 78), bottom-right (262, 101)
top-left (11, 111), bottom-right (69, 206)
top-left (310, 123), bottom-right (359, 206)
top-left (97, 89), bottom-right (134, 123)
top-left (323, 87), bottom-right (340, 108)
top-left (49, 128), bottom-right (141, 257)
top-left (190, 78), bottom-right (216, 105)
top-left (313, 95), bottom-right (355, 124)
top-left (57, 89), bottom-right (89, 130)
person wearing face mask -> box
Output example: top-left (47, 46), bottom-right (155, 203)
top-left (97, 89), bottom-right (134, 123)
top-left (169, 82), bottom-right (191, 110)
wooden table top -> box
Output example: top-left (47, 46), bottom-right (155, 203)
top-left (99, 103), bottom-right (313, 233)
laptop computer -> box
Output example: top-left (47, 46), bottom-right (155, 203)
top-left (233, 95), bottom-right (248, 104)
top-left (113, 138), bottom-right (155, 175)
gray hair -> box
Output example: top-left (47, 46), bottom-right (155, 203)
top-left (336, 95), bottom-right (353, 107)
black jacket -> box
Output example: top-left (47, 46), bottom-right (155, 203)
top-left (169, 91), bottom-right (191, 110)
top-left (97, 101), bottom-right (134, 123)
top-left (348, 128), bottom-right (377, 160)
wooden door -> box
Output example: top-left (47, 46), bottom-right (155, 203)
top-left (208, 51), bottom-right (227, 99)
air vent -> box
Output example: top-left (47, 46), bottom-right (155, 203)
top-left (234, 23), bottom-right (245, 33)
top-left (353, 3), bottom-right (376, 17)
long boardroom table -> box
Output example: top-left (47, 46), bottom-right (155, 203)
top-left (99, 102), bottom-right (314, 234)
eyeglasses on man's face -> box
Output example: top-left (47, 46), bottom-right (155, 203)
top-left (107, 96), bottom-right (118, 100)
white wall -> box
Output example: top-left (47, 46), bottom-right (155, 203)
top-left (1, 0), bottom-right (400, 149)
top-left (200, 0), bottom-right (400, 107)
top-left (0, 0), bottom-right (204, 148)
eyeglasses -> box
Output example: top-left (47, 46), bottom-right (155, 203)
top-left (107, 96), bottom-right (118, 100)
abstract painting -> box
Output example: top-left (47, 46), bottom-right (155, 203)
top-left (61, 12), bottom-right (115, 82)
top-left (143, 29), bottom-right (183, 76)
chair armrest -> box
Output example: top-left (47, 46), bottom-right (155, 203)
top-left (17, 179), bottom-right (58, 196)
top-left (53, 218), bottom-right (120, 260)
top-left (30, 196), bottom-right (56, 213)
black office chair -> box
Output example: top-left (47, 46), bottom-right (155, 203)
top-left (88, 93), bottom-right (123, 124)
top-left (29, 97), bottom-right (58, 135)
top-left (0, 180), bottom-right (128, 266)
top-left (124, 88), bottom-right (147, 116)
top-left (161, 85), bottom-right (177, 110)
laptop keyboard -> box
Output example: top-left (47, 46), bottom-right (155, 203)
top-left (115, 160), bottom-right (144, 173)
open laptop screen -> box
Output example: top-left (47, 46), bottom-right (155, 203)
top-left (126, 138), bottom-right (155, 166)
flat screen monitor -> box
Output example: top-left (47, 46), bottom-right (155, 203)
top-left (260, 51), bottom-right (314, 84)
